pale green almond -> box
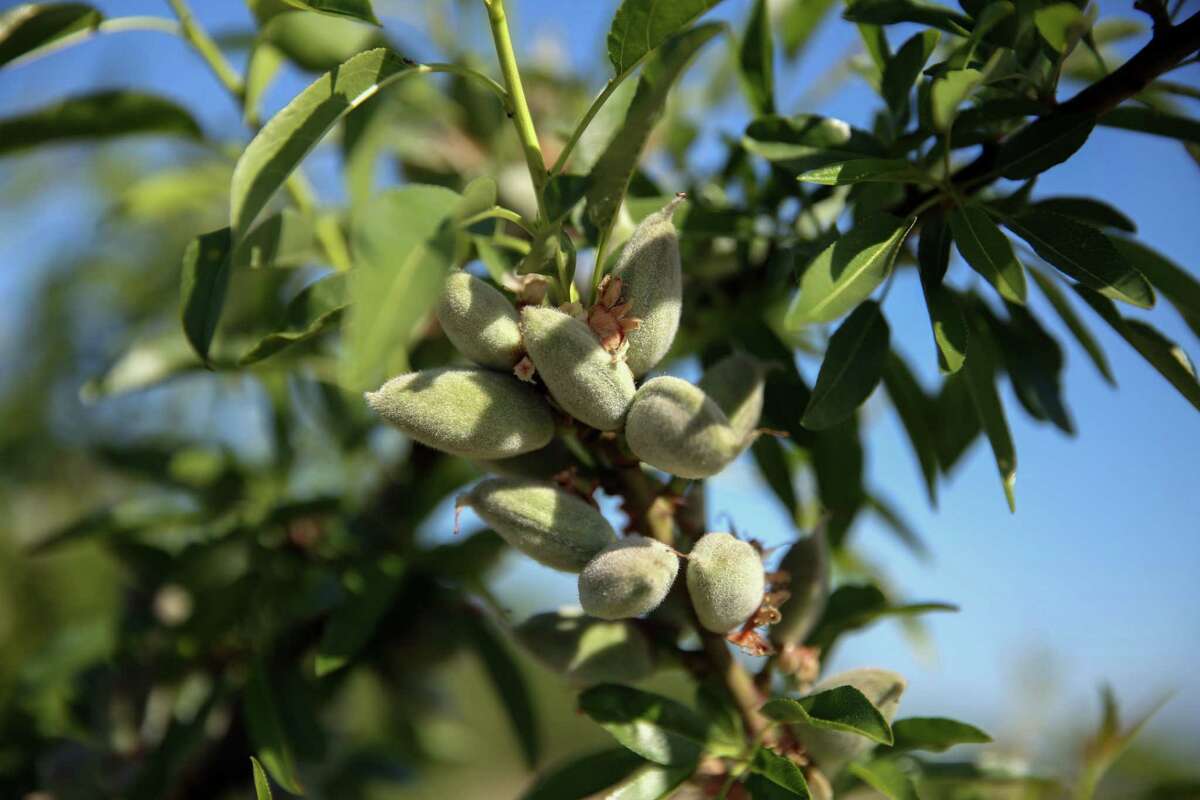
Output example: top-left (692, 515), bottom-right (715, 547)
top-left (579, 536), bottom-right (680, 620)
top-left (520, 305), bottom-right (636, 431)
top-left (365, 367), bottom-right (553, 459)
top-left (793, 668), bottom-right (907, 775)
top-left (436, 271), bottom-right (524, 369)
top-left (698, 352), bottom-right (767, 444)
top-left (613, 196), bottom-right (685, 376)
top-left (514, 610), bottom-right (656, 685)
top-left (461, 478), bottom-right (616, 572)
top-left (685, 532), bottom-right (765, 633)
top-left (625, 376), bottom-right (743, 479)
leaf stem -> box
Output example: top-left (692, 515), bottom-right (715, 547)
top-left (166, 0), bottom-right (244, 102)
top-left (550, 75), bottom-right (623, 176)
top-left (417, 63), bottom-right (510, 107)
top-left (482, 0), bottom-right (548, 218)
top-left (459, 206), bottom-right (532, 233)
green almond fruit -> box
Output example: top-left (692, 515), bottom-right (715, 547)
top-left (685, 532), bottom-right (765, 633)
top-left (625, 376), bottom-right (743, 479)
top-left (770, 526), bottom-right (830, 647)
top-left (436, 271), bottom-right (524, 369)
top-left (613, 196), bottom-right (685, 376)
top-left (578, 535), bottom-right (680, 620)
top-left (698, 352), bottom-right (767, 444)
top-left (365, 367), bottom-right (553, 459)
top-left (793, 667), bottom-right (907, 775)
top-left (461, 478), bottom-right (616, 572)
top-left (514, 610), bottom-right (656, 685)
top-left (520, 305), bottom-right (636, 431)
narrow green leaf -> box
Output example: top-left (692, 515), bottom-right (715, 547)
top-left (993, 113), bottom-right (1094, 180)
top-left (932, 372), bottom-right (981, 472)
top-left (462, 609), bottom-right (541, 769)
top-left (805, 584), bottom-right (957, 653)
top-left (887, 716), bottom-right (992, 752)
top-left (848, 760), bottom-right (920, 800)
top-left (543, 173), bottom-right (592, 223)
top-left (1075, 288), bottom-right (1200, 412)
top-left (179, 228), bottom-right (234, 365)
top-left (743, 114), bottom-right (883, 171)
top-left (261, 10), bottom-right (384, 73)
top-left (751, 436), bottom-right (799, 519)
top-left (1004, 210), bottom-right (1153, 308)
top-left (749, 747), bottom-right (811, 797)
top-left (842, 0), bottom-right (972, 36)
top-left (918, 210), bottom-right (968, 373)
top-left (240, 273), bottom-right (346, 365)
top-left (950, 205), bottom-right (1027, 304)
top-left (234, 208), bottom-right (318, 270)
top-left (786, 216), bottom-right (914, 327)
top-left (0, 90), bottom-right (201, 155)
top-left (606, 0), bottom-right (725, 74)
top-left (520, 749), bottom-right (645, 800)
top-left (279, 0), bottom-right (380, 25)
top-left (1033, 2), bottom-right (1085, 52)
top-left (244, 663), bottom-right (303, 795)
top-left (245, 41), bottom-right (286, 125)
top-left (1029, 266), bottom-right (1115, 385)
top-left (882, 352), bottom-right (939, 505)
top-left (231, 48), bottom-right (416, 236)
top-left (780, 0), bottom-right (837, 57)
top-left (997, 305), bottom-right (1075, 433)
top-left (0, 2), bottom-right (100, 66)
top-left (313, 555), bottom-right (404, 677)
top-left (866, 493), bottom-right (931, 560)
top-left (931, 68), bottom-right (982, 132)
top-left (1109, 237), bottom-right (1200, 326)
top-left (881, 29), bottom-right (939, 114)
top-left (607, 761), bottom-right (696, 799)
top-left (803, 301), bottom-right (890, 430)
top-left (342, 184), bottom-right (461, 390)
top-left (959, 308), bottom-right (1017, 511)
top-left (798, 158), bottom-right (928, 185)
top-left (738, 0), bottom-right (774, 115)
top-left (761, 686), bottom-right (893, 746)
top-left (1098, 105), bottom-right (1200, 146)
top-left (250, 756), bottom-right (274, 800)
top-left (1031, 197), bottom-right (1135, 232)
top-left (586, 23), bottom-right (723, 243)
top-left (578, 684), bottom-right (709, 767)
top-left (810, 418), bottom-right (865, 549)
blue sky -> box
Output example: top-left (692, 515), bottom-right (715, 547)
top-left (2, 0), bottom-right (1198, 770)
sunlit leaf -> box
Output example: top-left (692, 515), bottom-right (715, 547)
top-left (0, 2), bottom-right (100, 67)
top-left (251, 756), bottom-right (274, 800)
top-left (761, 686), bottom-right (893, 745)
top-left (748, 747), bottom-right (811, 797)
top-left (848, 759), bottom-right (920, 800)
top-left (1034, 2), bottom-right (1086, 53)
top-left (931, 68), bottom-right (982, 132)
top-left (279, 0), bottom-right (380, 25)
top-left (0, 91), bottom-right (201, 155)
top-left (950, 205), bottom-right (1027, 304)
top-left (742, 114), bottom-right (883, 171)
top-left (918, 210), bottom-right (968, 373)
top-left (606, 761), bottom-right (696, 799)
top-left (798, 158), bottom-right (929, 185)
top-left (260, 10), bottom-right (384, 72)
top-left (606, 0), bottom-right (725, 74)
top-left (578, 684), bottom-right (709, 766)
top-left (886, 716), bottom-right (992, 752)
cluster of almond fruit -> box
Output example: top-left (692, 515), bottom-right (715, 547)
top-left (365, 196), bottom-right (779, 643)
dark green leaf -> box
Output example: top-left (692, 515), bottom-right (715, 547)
top-left (738, 0), bottom-right (774, 115)
top-left (798, 158), bottom-right (929, 185)
top-left (578, 684), bottom-right (709, 766)
top-left (882, 352), bottom-right (939, 505)
top-left (179, 228), bottom-right (234, 365)
top-left (806, 584), bottom-right (957, 652)
top-left (314, 554), bottom-right (404, 676)
top-left (749, 747), bottom-right (811, 797)
top-left (0, 90), bottom-right (201, 155)
top-left (1031, 197), bottom-right (1135, 232)
top-left (1109, 237), bottom-right (1200, 328)
top-left (932, 372), bottom-right (981, 472)
top-left (1099, 105), bottom-right (1200, 146)
top-left (994, 114), bottom-right (1094, 180)
top-left (0, 2), bottom-right (100, 66)
top-left (279, 0), bottom-right (380, 25)
top-left (1075, 288), bottom-right (1200, 412)
top-left (543, 173), bottom-right (592, 222)
top-left (997, 305), bottom-right (1074, 433)
top-left (520, 749), bottom-right (645, 800)
top-left (761, 686), bottom-right (893, 745)
top-left (752, 436), bottom-right (798, 519)
top-left (931, 68), bottom-right (982, 131)
top-left (848, 759), bottom-right (920, 800)
top-left (1029, 266), bottom-right (1115, 385)
top-left (810, 418), bottom-right (864, 548)
top-left (462, 609), bottom-right (541, 769)
top-left (586, 24), bottom-right (723, 243)
top-left (742, 114), bottom-right (884, 171)
top-left (843, 0), bottom-right (972, 36)
top-left (343, 184), bottom-right (461, 390)
top-left (251, 756), bottom-right (274, 800)
top-left (239, 274), bottom-right (345, 364)
top-left (1004, 210), bottom-right (1153, 308)
top-left (950, 205), bottom-right (1027, 303)
top-left (882, 29), bottom-right (939, 114)
top-left (959, 307), bottom-right (1017, 511)
top-left (606, 0), bottom-right (725, 74)
top-left (607, 761), bottom-right (697, 799)
top-left (231, 48), bottom-right (416, 236)
top-left (746, 773), bottom-right (807, 799)
top-left (244, 663), bottom-right (303, 795)
top-left (918, 210), bottom-right (968, 373)
top-left (803, 301), bottom-right (890, 430)
top-left (234, 208), bottom-right (318, 269)
top-left (887, 716), bottom-right (992, 752)
top-left (786, 217), bottom-right (914, 327)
